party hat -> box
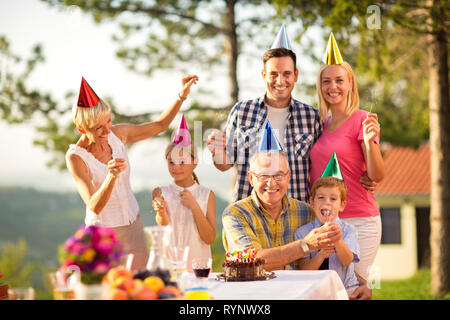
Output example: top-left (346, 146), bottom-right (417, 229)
top-left (173, 114), bottom-right (191, 146)
top-left (271, 24), bottom-right (291, 50)
top-left (321, 152), bottom-right (344, 180)
top-left (322, 32), bottom-right (343, 65)
top-left (77, 77), bottom-right (100, 108)
top-left (258, 121), bottom-right (283, 151)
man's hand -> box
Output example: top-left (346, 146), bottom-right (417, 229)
top-left (303, 223), bottom-right (343, 251)
top-left (206, 129), bottom-right (232, 171)
top-left (349, 284), bottom-right (372, 300)
top-left (206, 130), bottom-right (226, 157)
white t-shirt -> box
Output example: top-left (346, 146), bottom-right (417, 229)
top-left (263, 104), bottom-right (289, 149)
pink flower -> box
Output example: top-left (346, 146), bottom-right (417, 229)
top-left (94, 240), bottom-right (114, 257)
top-left (69, 242), bottom-right (90, 256)
top-left (92, 260), bottom-right (109, 274)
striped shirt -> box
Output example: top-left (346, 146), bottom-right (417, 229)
top-left (222, 190), bottom-right (314, 270)
top-left (224, 96), bottom-right (323, 202)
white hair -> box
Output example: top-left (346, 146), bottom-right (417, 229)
top-left (249, 150), bottom-right (289, 172)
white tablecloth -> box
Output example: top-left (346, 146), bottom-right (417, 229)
top-left (205, 270), bottom-right (348, 300)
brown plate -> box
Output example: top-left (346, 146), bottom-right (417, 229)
top-left (215, 271), bottom-right (276, 282)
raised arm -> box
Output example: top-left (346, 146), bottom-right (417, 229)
top-left (361, 113), bottom-right (385, 182)
top-left (114, 74), bottom-right (199, 144)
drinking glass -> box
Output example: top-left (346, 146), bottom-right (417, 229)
top-left (192, 257), bottom-right (212, 279)
top-left (167, 246), bottom-right (190, 280)
top-left (7, 287), bottom-right (35, 300)
top-left (48, 266), bottom-right (79, 300)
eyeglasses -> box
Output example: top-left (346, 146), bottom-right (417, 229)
top-left (251, 171), bottom-right (289, 182)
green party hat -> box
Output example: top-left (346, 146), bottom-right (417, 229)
top-left (321, 152), bottom-right (344, 180)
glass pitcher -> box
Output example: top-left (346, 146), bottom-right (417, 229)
top-left (144, 226), bottom-right (172, 272)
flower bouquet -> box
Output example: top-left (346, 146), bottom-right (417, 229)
top-left (61, 225), bottom-right (124, 285)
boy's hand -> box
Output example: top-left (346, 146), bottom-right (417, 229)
top-left (324, 222), bottom-right (342, 243)
top-left (318, 247), bottom-right (335, 259)
top-left (303, 223), bottom-right (342, 251)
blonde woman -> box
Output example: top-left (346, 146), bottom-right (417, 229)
top-left (310, 61), bottom-right (385, 299)
top-left (66, 75), bottom-right (198, 270)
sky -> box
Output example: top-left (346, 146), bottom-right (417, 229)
top-left (0, 0), bottom-right (323, 201)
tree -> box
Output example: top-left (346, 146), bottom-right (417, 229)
top-left (272, 0), bottom-right (450, 296)
top-left (0, 239), bottom-right (35, 288)
top-left (42, 0), bottom-right (282, 109)
top-left (1, 0), bottom-right (289, 168)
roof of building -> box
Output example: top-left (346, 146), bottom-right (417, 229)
top-left (375, 143), bottom-right (430, 196)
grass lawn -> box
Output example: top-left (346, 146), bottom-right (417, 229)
top-left (373, 269), bottom-right (450, 300)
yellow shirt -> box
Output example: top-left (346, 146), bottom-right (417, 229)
top-left (222, 190), bottom-right (314, 269)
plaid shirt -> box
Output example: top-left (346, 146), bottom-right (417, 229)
top-left (224, 96), bottom-right (323, 202)
top-left (222, 190), bottom-right (314, 270)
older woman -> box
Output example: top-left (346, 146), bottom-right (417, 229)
top-left (66, 75), bottom-right (198, 270)
top-left (310, 34), bottom-right (385, 299)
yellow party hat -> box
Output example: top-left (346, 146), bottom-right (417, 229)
top-left (322, 32), bottom-right (343, 65)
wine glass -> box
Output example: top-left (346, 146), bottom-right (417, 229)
top-left (192, 257), bottom-right (212, 279)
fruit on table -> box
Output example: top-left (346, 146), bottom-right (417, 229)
top-left (103, 267), bottom-right (181, 300)
top-left (130, 286), bottom-right (158, 300)
top-left (109, 288), bottom-right (128, 300)
top-left (158, 286), bottom-right (181, 299)
top-left (143, 276), bottom-right (165, 294)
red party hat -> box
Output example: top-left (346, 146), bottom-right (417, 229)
top-left (77, 77), bottom-right (100, 108)
top-left (173, 114), bottom-right (191, 146)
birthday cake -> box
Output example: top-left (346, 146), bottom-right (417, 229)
top-left (221, 249), bottom-right (266, 280)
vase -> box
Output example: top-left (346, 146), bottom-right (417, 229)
top-left (74, 282), bottom-right (108, 300)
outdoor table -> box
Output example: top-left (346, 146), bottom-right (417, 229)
top-left (204, 270), bottom-right (348, 300)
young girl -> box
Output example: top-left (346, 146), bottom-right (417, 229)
top-left (152, 143), bottom-right (216, 271)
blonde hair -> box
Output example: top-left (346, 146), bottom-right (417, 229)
top-left (73, 99), bottom-right (111, 131)
top-left (311, 177), bottom-right (347, 203)
top-left (316, 62), bottom-right (359, 120)
top-left (165, 143), bottom-right (200, 184)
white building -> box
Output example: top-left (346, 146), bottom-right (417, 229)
top-left (373, 143), bottom-right (430, 280)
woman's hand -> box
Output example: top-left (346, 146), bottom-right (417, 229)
top-left (362, 113), bottom-right (380, 144)
top-left (178, 75), bottom-right (199, 100)
top-left (107, 158), bottom-right (126, 178)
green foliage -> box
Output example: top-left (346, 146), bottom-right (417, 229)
top-left (270, 0), bottom-right (436, 147)
top-left (0, 186), bottom-right (229, 271)
top-left (0, 239), bottom-right (35, 288)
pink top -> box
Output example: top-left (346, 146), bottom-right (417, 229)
top-left (310, 109), bottom-right (380, 218)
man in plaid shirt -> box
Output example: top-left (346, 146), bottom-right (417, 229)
top-left (207, 48), bottom-right (322, 203)
top-left (222, 150), bottom-right (342, 270)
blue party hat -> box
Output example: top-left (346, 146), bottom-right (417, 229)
top-left (271, 24), bottom-right (291, 50)
top-left (258, 121), bottom-right (283, 151)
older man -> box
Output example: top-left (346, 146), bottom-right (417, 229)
top-left (222, 150), bottom-right (342, 271)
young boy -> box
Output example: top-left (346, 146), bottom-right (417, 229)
top-left (294, 176), bottom-right (360, 294)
